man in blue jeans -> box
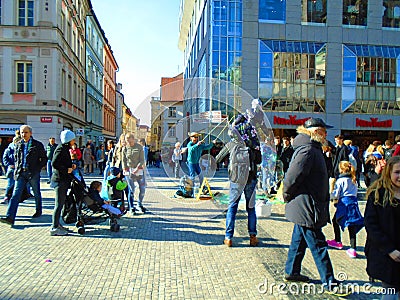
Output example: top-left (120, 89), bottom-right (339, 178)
top-left (0, 125), bottom-right (47, 226)
top-left (216, 126), bottom-right (260, 247)
top-left (283, 118), bottom-right (348, 296)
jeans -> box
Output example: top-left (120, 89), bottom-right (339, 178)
top-left (174, 161), bottom-right (180, 178)
top-left (103, 163), bottom-right (111, 181)
top-left (188, 163), bottom-right (203, 186)
top-left (47, 160), bottom-right (53, 180)
top-left (6, 170), bottom-right (42, 221)
top-left (52, 180), bottom-right (70, 228)
top-left (5, 168), bottom-right (15, 197)
top-left (225, 179), bottom-right (257, 239)
top-left (285, 224), bottom-right (335, 285)
top-left (126, 175), bottom-right (146, 208)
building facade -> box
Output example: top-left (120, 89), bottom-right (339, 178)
top-left (160, 73), bottom-right (184, 148)
top-left (0, 0), bottom-right (89, 146)
top-left (179, 0), bottom-right (400, 149)
top-left (85, 9), bottom-right (105, 144)
top-left (150, 96), bottom-right (162, 151)
top-left (102, 42), bottom-right (118, 142)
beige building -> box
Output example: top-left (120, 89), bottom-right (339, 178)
top-left (150, 96), bottom-right (162, 151)
top-left (0, 0), bottom-right (90, 146)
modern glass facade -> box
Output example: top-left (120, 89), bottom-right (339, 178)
top-left (211, 0), bottom-right (242, 116)
top-left (259, 40), bottom-right (326, 113)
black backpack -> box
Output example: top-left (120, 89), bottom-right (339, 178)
top-left (229, 142), bottom-right (250, 185)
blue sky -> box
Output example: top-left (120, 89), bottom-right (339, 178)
top-left (91, 0), bottom-right (183, 125)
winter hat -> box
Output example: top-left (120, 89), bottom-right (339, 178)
top-left (60, 130), bottom-right (76, 144)
top-left (110, 167), bottom-right (121, 176)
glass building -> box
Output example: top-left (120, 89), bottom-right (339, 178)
top-left (179, 0), bottom-right (400, 146)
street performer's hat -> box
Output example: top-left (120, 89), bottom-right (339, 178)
top-left (304, 118), bottom-right (333, 129)
top-left (188, 132), bottom-right (200, 138)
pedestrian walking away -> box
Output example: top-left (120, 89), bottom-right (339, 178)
top-left (282, 118), bottom-right (349, 297)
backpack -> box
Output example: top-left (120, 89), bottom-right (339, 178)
top-left (176, 175), bottom-right (193, 198)
top-left (229, 142), bottom-right (250, 185)
top-left (348, 149), bottom-right (358, 171)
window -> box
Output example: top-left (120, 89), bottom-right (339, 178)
top-left (259, 40), bottom-right (326, 113)
top-left (18, 0), bottom-right (34, 26)
top-left (168, 124), bottom-right (176, 137)
top-left (16, 62), bottom-right (32, 92)
top-left (301, 0), bottom-right (327, 23)
top-left (60, 12), bottom-right (65, 34)
top-left (168, 107), bottom-right (177, 118)
top-left (342, 0), bottom-right (367, 26)
top-left (383, 0), bottom-right (400, 29)
top-left (259, 0), bottom-right (286, 23)
top-left (343, 44), bottom-right (400, 115)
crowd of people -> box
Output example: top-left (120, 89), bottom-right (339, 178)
top-left (0, 127), bottom-right (148, 236)
top-left (0, 120), bottom-right (399, 297)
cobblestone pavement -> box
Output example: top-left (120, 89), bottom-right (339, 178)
top-left (0, 168), bottom-right (388, 299)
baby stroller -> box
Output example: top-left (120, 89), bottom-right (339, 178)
top-left (64, 175), bottom-right (121, 234)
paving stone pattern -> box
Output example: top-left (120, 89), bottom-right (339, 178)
top-left (0, 168), bottom-right (387, 299)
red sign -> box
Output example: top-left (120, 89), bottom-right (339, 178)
top-left (273, 115), bottom-right (310, 125)
top-left (40, 117), bottom-right (53, 123)
top-left (356, 118), bottom-right (392, 128)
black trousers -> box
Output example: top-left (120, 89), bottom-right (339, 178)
top-left (332, 212), bottom-right (357, 249)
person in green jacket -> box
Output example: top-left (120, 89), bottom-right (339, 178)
top-left (186, 132), bottom-right (215, 188)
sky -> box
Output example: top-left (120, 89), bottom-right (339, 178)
top-left (91, 0), bottom-right (183, 126)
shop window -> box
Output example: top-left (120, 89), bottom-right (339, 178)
top-left (259, 40), bottom-right (326, 113)
top-left (342, 0), bottom-right (367, 26)
top-left (301, 0), bottom-right (327, 23)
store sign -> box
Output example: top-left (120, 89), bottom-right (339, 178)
top-left (356, 118), bottom-right (392, 128)
top-left (0, 124), bottom-right (21, 135)
top-left (273, 115), bottom-right (310, 125)
top-left (40, 117), bottom-right (53, 123)
top-left (76, 128), bottom-right (84, 136)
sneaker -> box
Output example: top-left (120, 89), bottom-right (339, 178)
top-left (0, 197), bottom-right (9, 204)
top-left (139, 205), bottom-right (147, 213)
top-left (326, 239), bottom-right (343, 249)
top-left (58, 225), bottom-right (72, 233)
top-left (250, 234), bottom-right (259, 246)
top-left (223, 239), bottom-right (232, 247)
top-left (50, 227), bottom-right (68, 236)
top-left (346, 248), bottom-right (357, 258)
top-left (284, 274), bottom-right (310, 282)
top-left (130, 208), bottom-right (137, 216)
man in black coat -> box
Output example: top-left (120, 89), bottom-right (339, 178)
top-left (283, 118), bottom-right (343, 294)
top-left (332, 134), bottom-right (349, 179)
top-left (279, 136), bottom-right (294, 173)
top-left (0, 125), bottom-right (47, 226)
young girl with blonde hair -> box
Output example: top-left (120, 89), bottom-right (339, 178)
top-left (365, 156), bottom-right (400, 298)
top-left (327, 161), bottom-right (364, 258)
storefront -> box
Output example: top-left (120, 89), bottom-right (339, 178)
top-left (0, 124), bottom-right (22, 146)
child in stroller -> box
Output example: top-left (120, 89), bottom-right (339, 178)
top-left (107, 167), bottom-right (128, 214)
top-left (88, 181), bottom-right (123, 216)
top-left (67, 177), bottom-right (122, 234)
